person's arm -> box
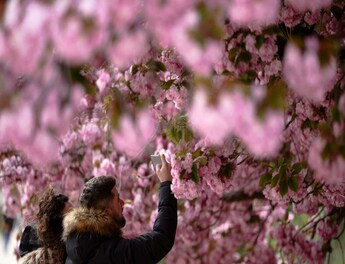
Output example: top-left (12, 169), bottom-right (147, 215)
top-left (128, 181), bottom-right (177, 263)
top-left (112, 155), bottom-right (177, 264)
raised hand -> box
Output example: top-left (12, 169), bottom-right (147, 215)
top-left (156, 154), bottom-right (172, 183)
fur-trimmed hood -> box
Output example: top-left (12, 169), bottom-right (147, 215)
top-left (63, 207), bottom-right (123, 263)
top-left (63, 207), bottom-right (122, 240)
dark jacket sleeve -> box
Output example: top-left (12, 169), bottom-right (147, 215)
top-left (113, 181), bottom-right (177, 264)
top-left (19, 225), bottom-right (42, 257)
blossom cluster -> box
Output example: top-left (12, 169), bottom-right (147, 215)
top-left (0, 0), bottom-right (344, 263)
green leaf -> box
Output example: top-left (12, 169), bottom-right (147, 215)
top-left (240, 51), bottom-right (251, 62)
top-left (277, 156), bottom-right (284, 167)
top-left (166, 115), bottom-right (193, 145)
top-left (166, 125), bottom-right (181, 145)
top-left (279, 163), bottom-right (287, 179)
top-left (288, 176), bottom-right (298, 192)
top-left (259, 172), bottom-right (272, 188)
top-left (264, 26), bottom-right (281, 35)
top-left (235, 51), bottom-right (251, 66)
top-left (271, 174), bottom-right (280, 187)
top-left (220, 163), bottom-right (234, 179)
top-left (248, 215), bottom-right (260, 223)
top-left (279, 179), bottom-right (288, 196)
top-left (228, 47), bottom-right (238, 62)
top-left (194, 156), bottom-right (208, 166)
top-left (179, 169), bottom-right (187, 180)
top-left (183, 128), bottom-right (194, 142)
top-left (291, 163), bottom-right (304, 176)
top-left (199, 157), bottom-right (208, 166)
top-left (261, 162), bottom-right (275, 168)
top-left (301, 119), bottom-right (310, 130)
top-left (161, 79), bottom-right (175, 91)
top-left (68, 66), bottom-right (87, 85)
top-left (177, 130), bottom-right (183, 141)
top-left (176, 114), bottom-right (188, 127)
top-left (147, 60), bottom-right (166, 72)
top-left (130, 64), bottom-right (139, 75)
top-left (84, 84), bottom-right (98, 96)
top-left (191, 164), bottom-right (200, 183)
top-left (255, 35), bottom-right (265, 50)
top-left (259, 77), bottom-right (287, 111)
top-left (240, 70), bottom-right (257, 83)
top-left (176, 147), bottom-right (188, 159)
top-left (331, 5), bottom-right (343, 20)
top-left (332, 107), bottom-right (343, 123)
top-left (192, 148), bottom-right (202, 159)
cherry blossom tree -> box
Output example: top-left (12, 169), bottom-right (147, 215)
top-left (1, 0), bottom-right (345, 263)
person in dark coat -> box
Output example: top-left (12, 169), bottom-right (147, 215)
top-left (63, 154), bottom-right (177, 264)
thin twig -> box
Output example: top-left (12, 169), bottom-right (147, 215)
top-left (236, 156), bottom-right (250, 165)
top-left (198, 201), bottom-right (224, 231)
top-left (293, 207), bottom-right (325, 239)
top-left (335, 221), bottom-right (345, 240)
top-left (252, 203), bottom-right (275, 246)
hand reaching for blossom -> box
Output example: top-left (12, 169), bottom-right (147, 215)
top-left (156, 154), bottom-right (172, 182)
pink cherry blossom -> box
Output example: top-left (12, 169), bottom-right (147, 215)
top-left (93, 158), bottom-right (116, 177)
top-left (171, 10), bottom-right (223, 75)
top-left (317, 217), bottom-right (339, 242)
top-left (279, 5), bottom-right (303, 27)
top-left (188, 89), bottom-right (234, 145)
top-left (283, 38), bottom-right (337, 103)
top-left (286, 0), bottom-right (333, 12)
top-left (304, 11), bottom-right (321, 25)
top-left (80, 122), bottom-right (103, 146)
top-left (109, 30), bottom-right (148, 69)
top-left (4, 2), bottom-right (50, 75)
top-left (0, 1), bottom-right (344, 263)
top-left (52, 0), bottom-right (108, 64)
top-left (308, 137), bottom-right (345, 185)
top-left (96, 70), bottom-right (111, 94)
top-left (112, 110), bottom-right (157, 158)
top-left (228, 0), bottom-right (280, 27)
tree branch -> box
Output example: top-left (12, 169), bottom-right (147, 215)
top-left (221, 189), bottom-right (265, 202)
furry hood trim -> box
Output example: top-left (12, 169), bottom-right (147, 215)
top-left (62, 207), bottom-right (122, 241)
